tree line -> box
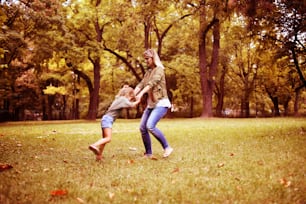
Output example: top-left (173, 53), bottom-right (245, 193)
top-left (0, 0), bottom-right (305, 121)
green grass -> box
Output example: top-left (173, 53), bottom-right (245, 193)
top-left (0, 118), bottom-right (305, 204)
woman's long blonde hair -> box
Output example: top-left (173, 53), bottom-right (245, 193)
top-left (143, 49), bottom-right (165, 69)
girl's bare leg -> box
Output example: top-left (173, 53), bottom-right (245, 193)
top-left (90, 128), bottom-right (112, 161)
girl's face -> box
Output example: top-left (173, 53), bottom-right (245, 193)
top-left (145, 57), bottom-right (154, 68)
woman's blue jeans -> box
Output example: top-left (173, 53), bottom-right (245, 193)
top-left (139, 106), bottom-right (169, 155)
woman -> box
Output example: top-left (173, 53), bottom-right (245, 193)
top-left (134, 49), bottom-right (173, 158)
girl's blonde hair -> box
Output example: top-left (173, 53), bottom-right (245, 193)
top-left (117, 86), bottom-right (136, 101)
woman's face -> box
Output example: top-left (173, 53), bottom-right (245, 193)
top-left (145, 57), bottom-right (154, 68)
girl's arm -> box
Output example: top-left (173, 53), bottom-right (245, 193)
top-left (130, 96), bottom-right (141, 108)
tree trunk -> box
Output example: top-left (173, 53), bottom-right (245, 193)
top-left (199, 8), bottom-right (208, 117)
top-left (199, 6), bottom-right (220, 118)
top-left (87, 58), bottom-right (101, 120)
top-left (189, 94), bottom-right (194, 118)
top-left (290, 46), bottom-right (306, 89)
top-left (86, 17), bottom-right (103, 120)
top-left (48, 95), bottom-right (54, 120)
top-left (144, 16), bottom-right (151, 49)
top-left (240, 100), bottom-right (250, 118)
top-left (216, 65), bottom-right (226, 117)
top-left (271, 97), bottom-right (280, 116)
top-left (241, 87), bottom-right (250, 118)
top-left (294, 89), bottom-right (300, 116)
top-left (61, 95), bottom-right (66, 120)
top-left (74, 74), bottom-right (80, 119)
top-left (42, 97), bottom-right (47, 120)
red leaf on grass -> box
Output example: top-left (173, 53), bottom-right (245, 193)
top-left (0, 163), bottom-right (13, 172)
top-left (171, 167), bottom-right (180, 173)
top-left (257, 160), bottom-right (264, 166)
top-left (127, 159), bottom-right (135, 164)
top-left (279, 178), bottom-right (292, 188)
top-left (50, 189), bottom-right (68, 196)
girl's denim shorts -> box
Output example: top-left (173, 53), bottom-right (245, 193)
top-left (101, 115), bottom-right (114, 128)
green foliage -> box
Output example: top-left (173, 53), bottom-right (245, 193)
top-left (0, 118), bottom-right (305, 203)
top-left (43, 86), bottom-right (67, 95)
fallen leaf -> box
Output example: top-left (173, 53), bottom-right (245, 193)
top-left (108, 192), bottom-right (115, 199)
top-left (236, 185), bottom-right (242, 191)
top-left (257, 160), bottom-right (264, 166)
top-left (127, 159), bottom-right (135, 164)
top-left (0, 163), bottom-right (13, 172)
top-left (229, 153), bottom-right (235, 156)
top-left (76, 197), bottom-right (85, 203)
top-left (15, 170), bottom-right (22, 174)
top-left (234, 177), bottom-right (241, 181)
top-left (50, 189), bottom-right (68, 196)
top-left (150, 156), bottom-right (158, 160)
top-left (129, 147), bottom-right (137, 151)
top-left (279, 178), bottom-right (292, 187)
top-left (171, 167), bottom-right (180, 173)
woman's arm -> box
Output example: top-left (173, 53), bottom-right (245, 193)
top-left (134, 86), bottom-right (141, 95)
top-left (136, 85), bottom-right (151, 99)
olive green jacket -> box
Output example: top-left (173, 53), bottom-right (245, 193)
top-left (136, 66), bottom-right (169, 108)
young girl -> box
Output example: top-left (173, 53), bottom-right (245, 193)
top-left (89, 86), bottom-right (140, 161)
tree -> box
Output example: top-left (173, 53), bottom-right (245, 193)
top-left (61, 0), bottom-right (115, 120)
top-left (230, 31), bottom-right (260, 117)
top-left (272, 0), bottom-right (306, 115)
top-left (0, 2), bottom-right (27, 120)
top-left (237, 0), bottom-right (306, 115)
top-left (197, 0), bottom-right (221, 117)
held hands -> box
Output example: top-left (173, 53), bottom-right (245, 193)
top-left (131, 93), bottom-right (143, 107)
top-left (133, 85), bottom-right (150, 106)
top-left (132, 96), bottom-right (141, 107)
top-left (130, 93), bottom-right (142, 107)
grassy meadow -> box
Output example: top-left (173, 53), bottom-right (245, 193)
top-left (0, 118), bottom-right (305, 204)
